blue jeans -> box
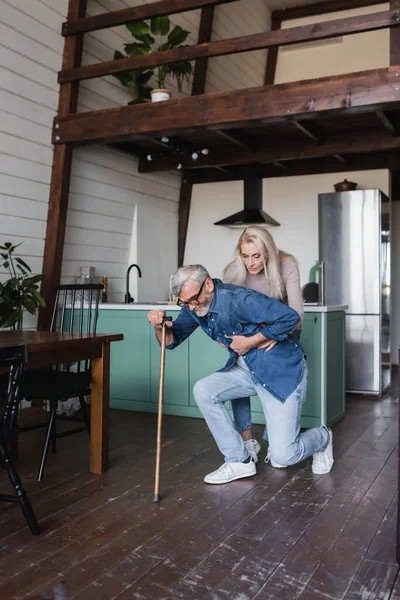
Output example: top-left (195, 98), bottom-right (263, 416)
top-left (232, 330), bottom-right (303, 440)
top-left (193, 357), bottom-right (329, 465)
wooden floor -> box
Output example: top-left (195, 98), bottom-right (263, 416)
top-left (0, 382), bottom-right (399, 600)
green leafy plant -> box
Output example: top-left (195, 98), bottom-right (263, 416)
top-left (114, 16), bottom-right (193, 96)
top-left (168, 59), bottom-right (193, 98)
top-left (0, 243), bottom-right (46, 330)
top-left (112, 52), bottom-right (153, 104)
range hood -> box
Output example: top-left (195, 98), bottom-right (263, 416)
top-left (214, 172), bottom-right (280, 228)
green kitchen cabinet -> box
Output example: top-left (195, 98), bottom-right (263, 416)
top-left (96, 310), bottom-right (151, 411)
top-left (149, 310), bottom-right (193, 413)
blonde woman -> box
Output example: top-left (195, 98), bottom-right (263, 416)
top-left (222, 226), bottom-right (303, 464)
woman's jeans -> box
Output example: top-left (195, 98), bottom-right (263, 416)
top-left (233, 330), bottom-right (302, 440)
top-left (193, 357), bottom-right (329, 464)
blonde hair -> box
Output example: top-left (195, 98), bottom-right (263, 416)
top-left (221, 226), bottom-right (293, 300)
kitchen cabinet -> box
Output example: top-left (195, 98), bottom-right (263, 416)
top-left (96, 305), bottom-right (346, 428)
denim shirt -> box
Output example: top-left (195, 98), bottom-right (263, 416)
top-left (167, 279), bottom-right (305, 403)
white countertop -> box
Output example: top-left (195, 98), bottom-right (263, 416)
top-left (99, 303), bottom-right (348, 313)
top-left (303, 304), bottom-right (348, 313)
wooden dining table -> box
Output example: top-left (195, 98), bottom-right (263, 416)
top-left (0, 330), bottom-right (123, 474)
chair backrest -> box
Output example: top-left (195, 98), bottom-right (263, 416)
top-left (51, 284), bottom-right (103, 335)
top-left (0, 344), bottom-right (27, 442)
top-left (50, 284), bottom-right (103, 373)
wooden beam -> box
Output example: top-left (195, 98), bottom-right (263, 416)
top-left (139, 127), bottom-right (400, 172)
top-left (264, 17), bottom-right (281, 85)
top-left (192, 5), bottom-right (214, 96)
top-left (54, 68), bottom-right (400, 145)
top-left (38, 0), bottom-right (87, 330)
top-left (334, 154), bottom-right (349, 163)
top-left (177, 3), bottom-right (215, 267)
top-left (58, 9), bottom-right (400, 84)
top-left (214, 129), bottom-right (253, 150)
top-left (292, 119), bottom-right (327, 143)
top-left (62, 0), bottom-right (234, 36)
top-left (376, 110), bottom-right (400, 135)
top-left (391, 0), bottom-right (400, 63)
top-left (190, 152), bottom-right (397, 183)
top-left (178, 179), bottom-right (193, 267)
top-left (274, 0), bottom-right (387, 22)
top-left (390, 0), bottom-right (400, 203)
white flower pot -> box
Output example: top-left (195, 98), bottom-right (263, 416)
top-left (151, 89), bottom-right (171, 103)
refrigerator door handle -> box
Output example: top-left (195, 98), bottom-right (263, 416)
top-left (319, 261), bottom-right (325, 305)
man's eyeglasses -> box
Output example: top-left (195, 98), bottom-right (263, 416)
top-left (177, 279), bottom-right (207, 308)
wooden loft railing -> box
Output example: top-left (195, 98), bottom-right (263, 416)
top-left (58, 9), bottom-right (399, 85)
top-left (39, 0), bottom-right (400, 327)
top-left (61, 0), bottom-right (234, 36)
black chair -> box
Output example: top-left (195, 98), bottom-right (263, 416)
top-left (0, 344), bottom-right (40, 535)
top-left (19, 284), bottom-right (103, 481)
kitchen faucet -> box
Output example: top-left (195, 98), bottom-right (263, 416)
top-left (125, 264), bottom-right (142, 303)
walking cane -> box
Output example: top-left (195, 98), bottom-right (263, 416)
top-left (153, 315), bottom-right (172, 503)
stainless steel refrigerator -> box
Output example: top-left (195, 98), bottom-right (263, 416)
top-left (318, 189), bottom-right (391, 396)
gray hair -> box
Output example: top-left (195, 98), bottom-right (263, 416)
top-left (170, 265), bottom-right (210, 297)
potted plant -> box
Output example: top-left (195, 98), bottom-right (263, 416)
top-left (115, 17), bottom-right (192, 102)
top-left (168, 59), bottom-right (193, 99)
top-left (0, 243), bottom-right (46, 330)
top-left (112, 52), bottom-right (153, 104)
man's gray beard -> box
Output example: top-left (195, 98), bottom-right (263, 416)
top-left (194, 297), bottom-right (212, 317)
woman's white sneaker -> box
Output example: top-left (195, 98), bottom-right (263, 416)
top-left (244, 439), bottom-right (261, 463)
top-left (204, 460), bottom-right (256, 484)
top-left (312, 427), bottom-right (334, 474)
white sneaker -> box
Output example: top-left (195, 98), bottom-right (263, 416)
top-left (244, 439), bottom-right (261, 463)
top-left (312, 426), bottom-right (334, 474)
top-left (204, 460), bottom-right (256, 484)
top-left (264, 450), bottom-right (286, 469)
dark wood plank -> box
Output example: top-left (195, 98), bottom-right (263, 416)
top-left (178, 178), bottom-right (193, 267)
top-left (29, 449), bottom-right (253, 599)
top-left (297, 451), bottom-right (397, 600)
top-left (38, 0), bottom-right (87, 330)
top-left (292, 120), bottom-right (327, 144)
top-left (62, 0), bottom-right (235, 36)
top-left (214, 129), bottom-right (253, 150)
top-left (59, 10), bottom-right (400, 83)
top-left (0, 387), bottom-right (397, 600)
top-left (390, 569), bottom-right (400, 599)
top-left (191, 5), bottom-right (214, 96)
top-left (274, 0), bottom-right (387, 22)
top-left (139, 128), bottom-right (400, 173)
top-left (0, 419), bottom-right (219, 597)
top-left (90, 341), bottom-right (110, 474)
top-left (344, 560), bottom-right (398, 600)
top-left (54, 68), bottom-right (400, 145)
top-left (376, 110), bottom-right (400, 136)
top-left (252, 454), bottom-right (396, 599)
top-left (189, 152), bottom-right (396, 184)
top-left (174, 1), bottom-right (214, 267)
top-left (103, 463), bottom-right (308, 600)
top-left (165, 458), bottom-right (362, 600)
top-left (264, 17), bottom-right (281, 86)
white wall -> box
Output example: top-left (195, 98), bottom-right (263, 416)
top-left (206, 0), bottom-right (270, 92)
top-left (0, 0), bottom-right (188, 323)
top-left (275, 3), bottom-right (389, 83)
top-left (185, 170), bottom-right (389, 281)
top-left (186, 2), bottom-right (400, 364)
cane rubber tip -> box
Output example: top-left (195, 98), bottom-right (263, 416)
top-left (153, 494), bottom-right (161, 503)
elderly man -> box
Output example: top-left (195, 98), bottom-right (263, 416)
top-left (148, 265), bottom-right (333, 484)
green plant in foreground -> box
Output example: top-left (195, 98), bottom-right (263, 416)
top-left (0, 242), bottom-right (46, 330)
